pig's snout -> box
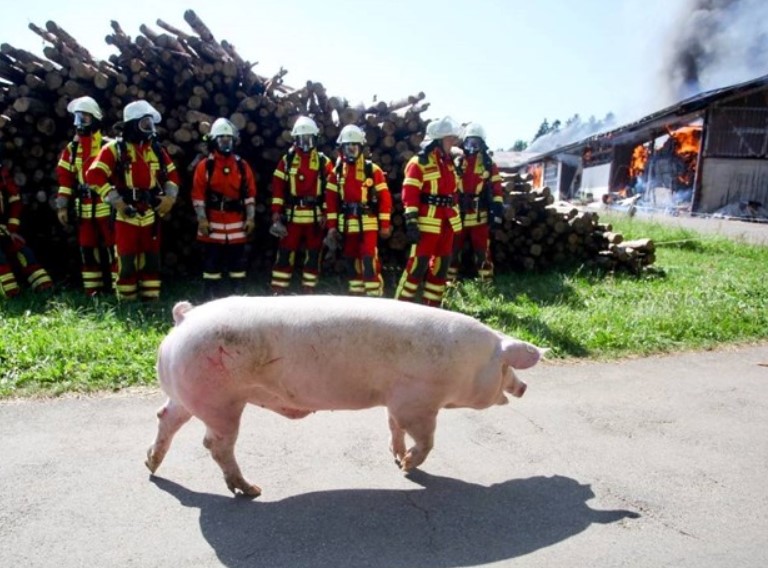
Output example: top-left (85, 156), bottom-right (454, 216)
top-left (511, 380), bottom-right (527, 398)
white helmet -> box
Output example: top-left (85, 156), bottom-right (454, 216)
top-left (461, 122), bottom-right (486, 142)
top-left (123, 100), bottom-right (161, 124)
top-left (210, 118), bottom-right (238, 139)
top-left (67, 96), bottom-right (103, 120)
top-left (291, 116), bottom-right (319, 137)
top-left (337, 124), bottom-right (366, 145)
top-left (425, 116), bottom-right (461, 141)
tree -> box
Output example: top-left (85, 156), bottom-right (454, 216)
top-left (510, 139), bottom-right (529, 151)
top-left (532, 118), bottom-right (550, 141)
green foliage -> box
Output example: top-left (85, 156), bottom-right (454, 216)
top-left (2, 218), bottom-right (767, 398)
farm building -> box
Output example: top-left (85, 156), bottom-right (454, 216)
top-left (504, 73), bottom-right (768, 220)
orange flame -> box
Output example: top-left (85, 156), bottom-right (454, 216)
top-left (667, 125), bottom-right (702, 186)
top-left (629, 144), bottom-right (649, 178)
top-left (528, 164), bottom-right (543, 188)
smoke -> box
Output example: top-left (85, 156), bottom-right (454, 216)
top-left (661, 0), bottom-right (768, 103)
top-left (527, 114), bottom-right (618, 154)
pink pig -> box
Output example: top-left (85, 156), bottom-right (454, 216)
top-left (146, 295), bottom-right (544, 497)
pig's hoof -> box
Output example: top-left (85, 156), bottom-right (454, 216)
top-left (145, 446), bottom-right (160, 473)
top-left (226, 476), bottom-right (262, 498)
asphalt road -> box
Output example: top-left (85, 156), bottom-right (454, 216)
top-left (2, 342), bottom-right (767, 567)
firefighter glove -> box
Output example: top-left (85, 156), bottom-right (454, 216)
top-left (155, 195), bottom-right (176, 218)
top-left (269, 220), bottom-right (288, 239)
top-left (198, 217), bottom-right (210, 236)
top-left (57, 208), bottom-right (69, 226)
top-left (323, 228), bottom-right (341, 250)
top-left (245, 218), bottom-right (256, 235)
top-left (405, 220), bottom-right (420, 244)
top-left (491, 202), bottom-right (505, 227)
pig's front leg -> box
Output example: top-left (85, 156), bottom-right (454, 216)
top-left (146, 398), bottom-right (192, 474)
top-left (388, 404), bottom-right (438, 472)
top-left (200, 403), bottom-right (261, 498)
top-left (388, 413), bottom-right (407, 464)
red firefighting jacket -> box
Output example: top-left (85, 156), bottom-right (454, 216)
top-left (325, 157), bottom-right (392, 233)
top-left (0, 166), bottom-right (22, 233)
top-left (456, 153), bottom-right (503, 227)
top-left (86, 139), bottom-right (180, 227)
top-left (401, 147), bottom-right (462, 235)
top-left (56, 131), bottom-right (111, 219)
top-left (191, 152), bottom-right (257, 245)
top-left (271, 147), bottom-right (336, 225)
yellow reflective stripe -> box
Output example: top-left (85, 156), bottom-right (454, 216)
top-left (229, 271), bottom-right (246, 278)
top-left (58, 159), bottom-right (74, 171)
top-left (8, 217), bottom-right (20, 225)
top-left (403, 177), bottom-right (421, 188)
top-left (404, 206), bottom-right (419, 216)
top-left (8, 195), bottom-right (20, 203)
top-left (140, 279), bottom-right (161, 288)
top-left (58, 187), bottom-right (73, 197)
top-left (375, 182), bottom-right (388, 191)
top-left (274, 169), bottom-right (287, 181)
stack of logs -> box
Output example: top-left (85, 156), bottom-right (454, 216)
top-left (0, 9), bottom-right (654, 283)
top-left (491, 173), bottom-right (656, 274)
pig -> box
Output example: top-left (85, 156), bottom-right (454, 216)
top-left (146, 295), bottom-right (545, 497)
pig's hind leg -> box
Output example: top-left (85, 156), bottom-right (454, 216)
top-left (201, 402), bottom-right (262, 498)
top-left (146, 397), bottom-right (192, 474)
top-left (388, 404), bottom-right (438, 472)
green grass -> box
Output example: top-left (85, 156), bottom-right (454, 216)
top-left (2, 215), bottom-right (767, 398)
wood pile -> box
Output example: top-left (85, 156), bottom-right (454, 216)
top-left (0, 10), bottom-right (654, 284)
top-left (490, 173), bottom-right (656, 273)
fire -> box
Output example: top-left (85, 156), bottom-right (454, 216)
top-left (629, 144), bottom-right (649, 178)
top-left (528, 164), bottom-right (543, 188)
top-left (666, 125), bottom-right (702, 186)
top-left (667, 126), bottom-right (702, 156)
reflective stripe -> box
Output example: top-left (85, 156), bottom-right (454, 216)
top-left (203, 272), bottom-right (223, 280)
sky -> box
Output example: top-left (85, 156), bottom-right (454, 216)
top-left (2, 0), bottom-right (767, 150)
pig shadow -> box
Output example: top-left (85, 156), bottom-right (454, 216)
top-left (151, 471), bottom-right (639, 568)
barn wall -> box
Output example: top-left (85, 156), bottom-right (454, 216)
top-left (697, 158), bottom-right (768, 215)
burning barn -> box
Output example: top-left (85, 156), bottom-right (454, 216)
top-left (511, 73), bottom-right (768, 220)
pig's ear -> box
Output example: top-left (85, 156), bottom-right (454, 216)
top-left (172, 301), bottom-right (194, 326)
top-left (501, 339), bottom-right (546, 369)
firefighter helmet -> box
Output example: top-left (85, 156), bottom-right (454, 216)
top-left (291, 116), bottom-right (319, 137)
top-left (123, 100), bottom-right (161, 124)
top-left (425, 116), bottom-right (461, 141)
top-left (210, 118), bottom-right (238, 139)
top-left (67, 96), bottom-right (103, 121)
top-left (461, 122), bottom-right (486, 142)
top-left (336, 124), bottom-right (366, 145)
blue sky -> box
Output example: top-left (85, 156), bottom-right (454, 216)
top-left (2, 0), bottom-right (766, 149)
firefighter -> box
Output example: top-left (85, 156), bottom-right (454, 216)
top-left (395, 116), bottom-right (462, 307)
top-left (449, 122), bottom-right (504, 282)
top-left (0, 162), bottom-right (53, 297)
top-left (325, 124), bottom-right (392, 296)
top-left (191, 118), bottom-right (257, 298)
top-left (55, 96), bottom-right (115, 296)
top-left (269, 115), bottom-right (336, 293)
top-left (85, 100), bottom-right (179, 301)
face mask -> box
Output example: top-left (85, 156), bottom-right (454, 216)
top-left (73, 112), bottom-right (95, 135)
top-left (296, 134), bottom-right (316, 152)
top-left (341, 143), bottom-right (361, 163)
top-left (138, 115), bottom-right (156, 137)
top-left (217, 136), bottom-right (234, 154)
top-left (463, 137), bottom-right (483, 155)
